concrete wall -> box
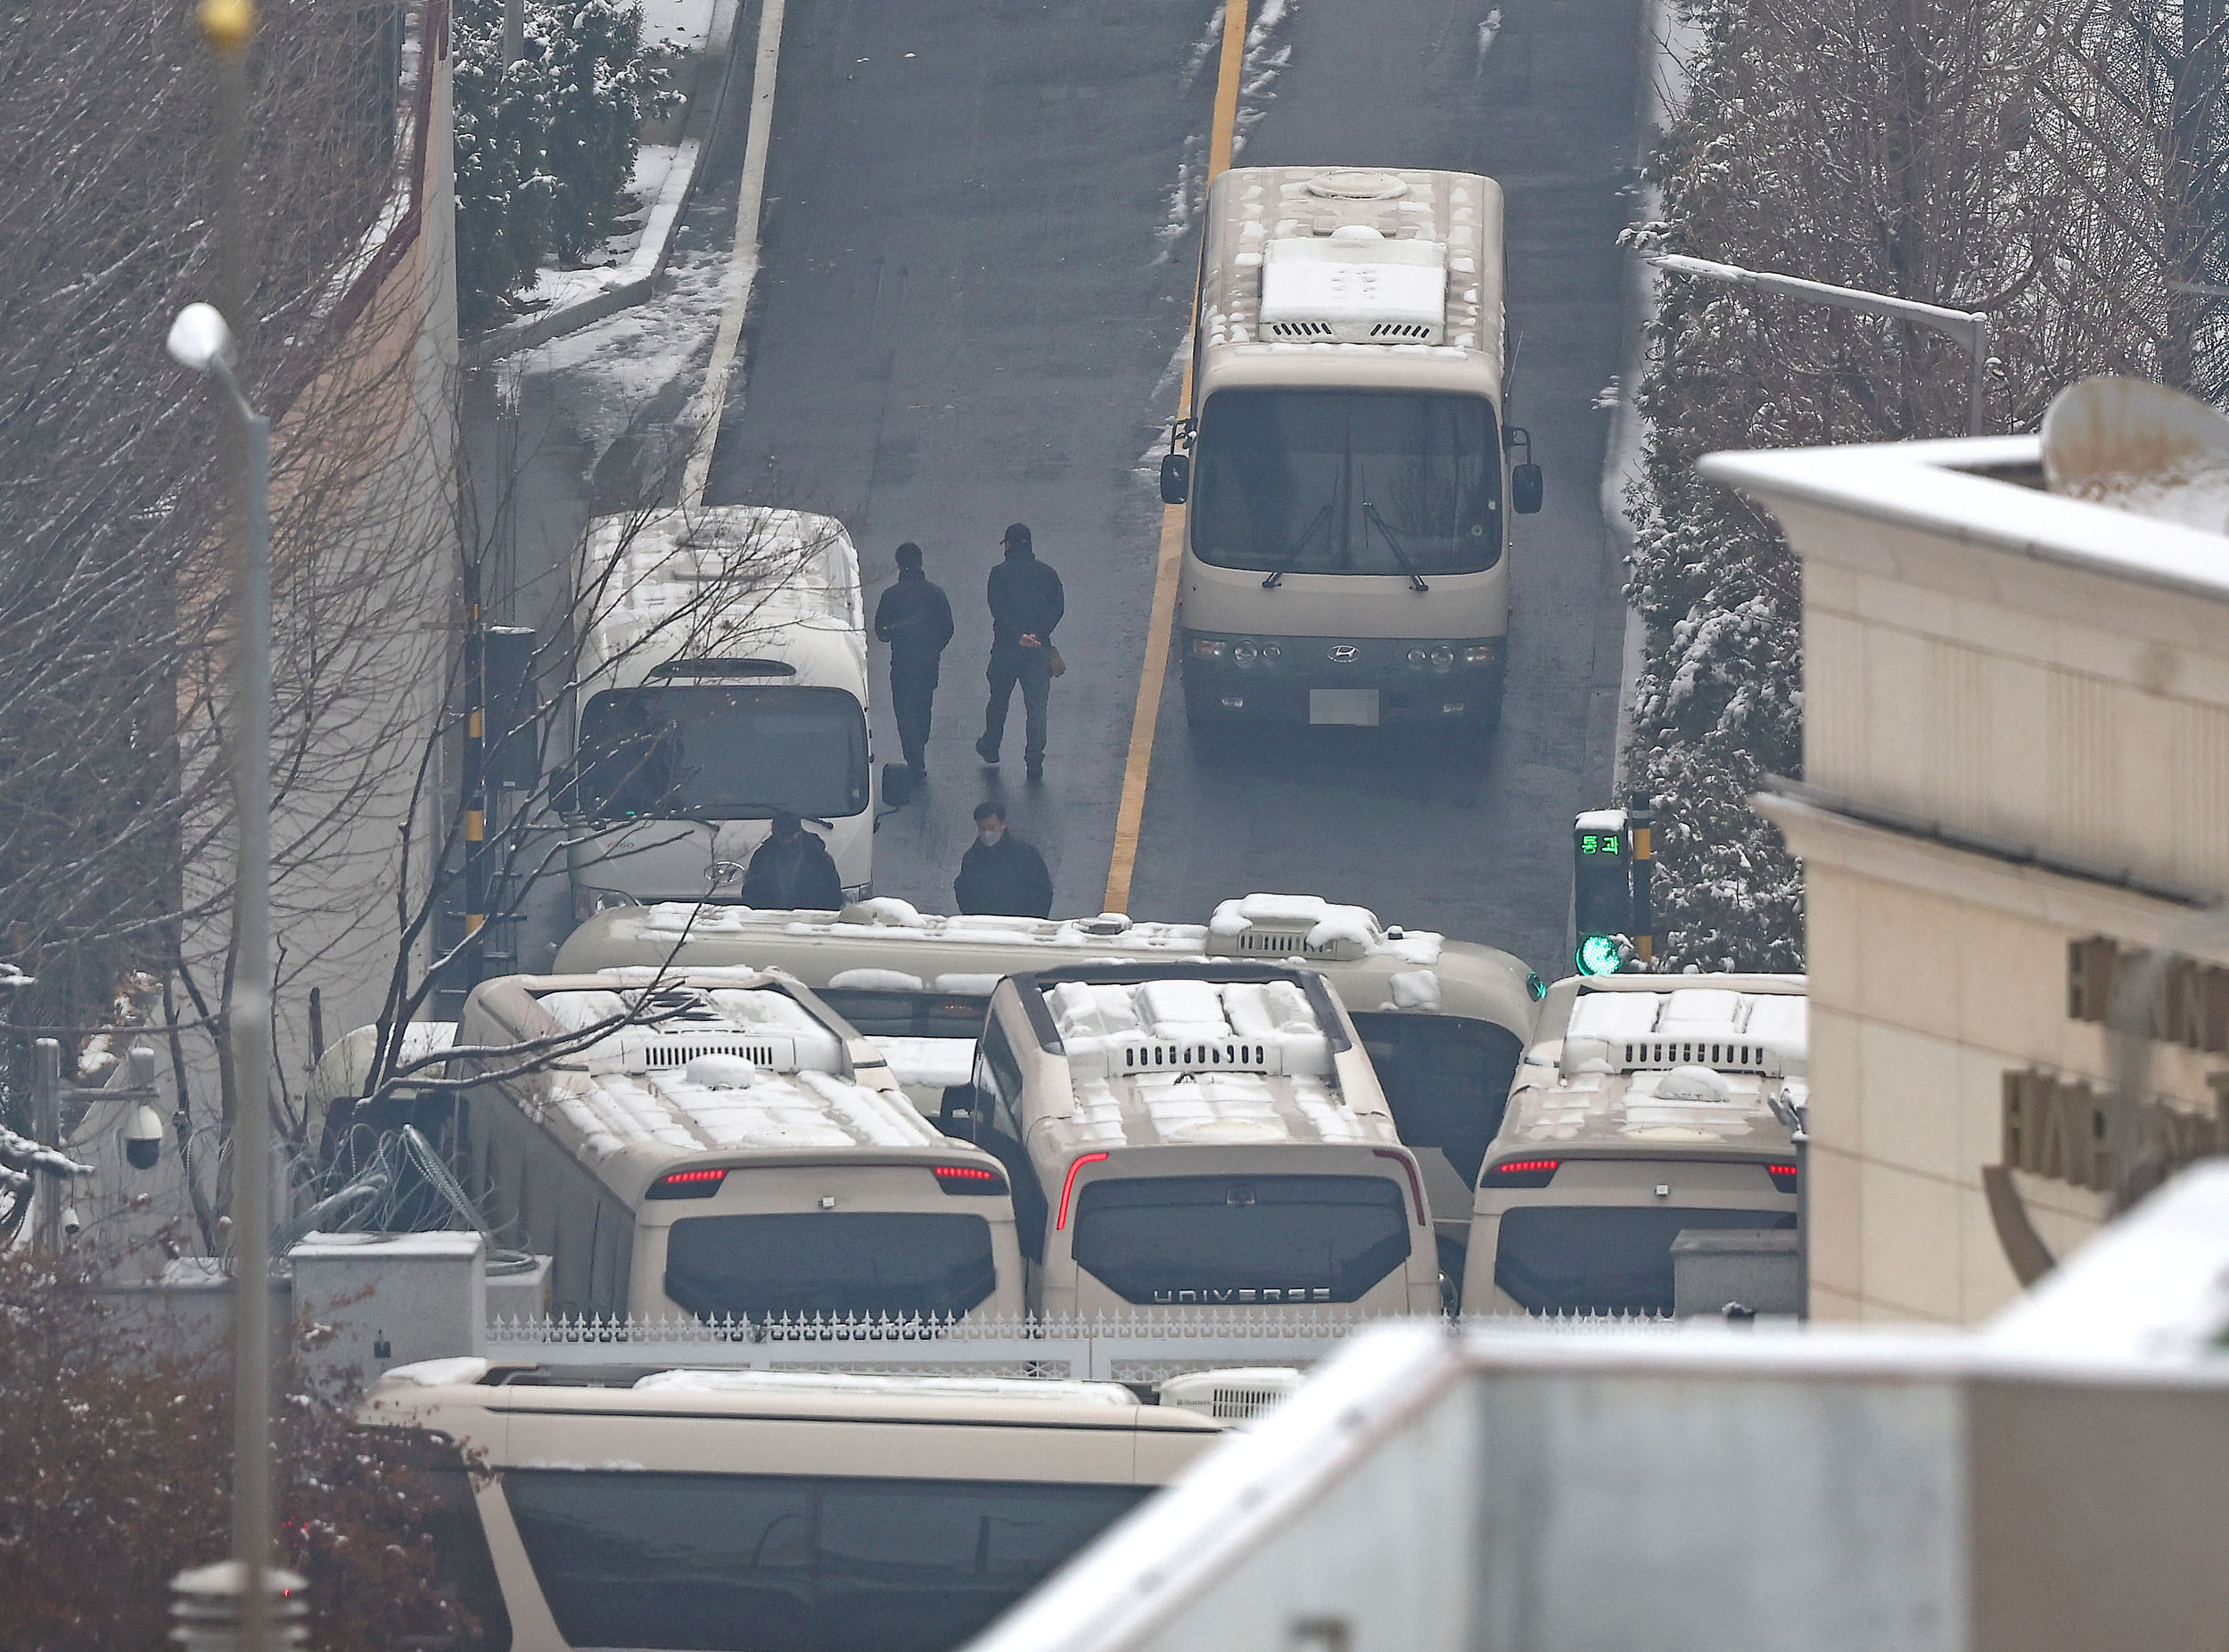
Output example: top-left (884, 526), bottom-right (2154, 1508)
top-left (1704, 437), bottom-right (2229, 1325)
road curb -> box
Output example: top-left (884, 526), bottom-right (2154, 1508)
top-left (465, 0), bottom-right (746, 368)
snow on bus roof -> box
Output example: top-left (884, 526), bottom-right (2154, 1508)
top-left (524, 983), bottom-right (938, 1162)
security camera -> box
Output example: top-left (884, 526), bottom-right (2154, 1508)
top-left (61, 1204), bottom-right (81, 1238)
top-left (123, 1104), bottom-right (164, 1171)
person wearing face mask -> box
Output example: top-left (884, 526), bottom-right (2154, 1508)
top-left (953, 801), bottom-right (1053, 917)
top-left (740, 811), bottom-right (845, 910)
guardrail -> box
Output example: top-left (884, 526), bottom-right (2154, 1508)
top-left (483, 1309), bottom-right (1669, 1382)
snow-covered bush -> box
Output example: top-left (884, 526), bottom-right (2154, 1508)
top-left (452, 0), bottom-right (677, 325)
top-left (1624, 0), bottom-right (2224, 970)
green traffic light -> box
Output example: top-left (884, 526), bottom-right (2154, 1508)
top-left (1575, 933), bottom-right (1623, 976)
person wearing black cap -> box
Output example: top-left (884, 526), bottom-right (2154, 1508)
top-left (975, 522), bottom-right (1064, 780)
top-left (872, 541), bottom-right (953, 782)
top-left (739, 812), bottom-right (844, 909)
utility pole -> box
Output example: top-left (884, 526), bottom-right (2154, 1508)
top-left (1653, 254), bottom-right (1992, 437)
top-left (172, 0), bottom-right (281, 1646)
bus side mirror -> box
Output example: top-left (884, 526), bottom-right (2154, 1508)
top-left (1159, 452), bottom-right (1190, 505)
top-left (1511, 464), bottom-right (1543, 515)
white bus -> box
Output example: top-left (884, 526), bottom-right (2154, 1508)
top-left (972, 962), bottom-right (1444, 1317)
top-left (452, 969), bottom-right (1024, 1325)
top-left (363, 1362), bottom-right (1227, 1652)
top-left (555, 892), bottom-right (1544, 1265)
top-left (1161, 166), bottom-right (1542, 732)
top-left (563, 506), bottom-right (876, 917)
top-left (1460, 974), bottom-right (1805, 1317)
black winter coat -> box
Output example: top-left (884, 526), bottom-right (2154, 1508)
top-left (985, 550), bottom-right (1064, 651)
top-left (954, 833), bottom-right (1054, 917)
top-left (741, 831), bottom-right (844, 910)
top-left (874, 571), bottom-right (955, 670)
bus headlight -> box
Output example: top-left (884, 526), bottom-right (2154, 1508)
top-left (1406, 648), bottom-right (1428, 670)
top-left (1189, 637), bottom-right (1226, 660)
top-left (1427, 645), bottom-right (1456, 673)
top-left (1261, 643), bottom-right (1283, 663)
top-left (1231, 640), bottom-right (1259, 668)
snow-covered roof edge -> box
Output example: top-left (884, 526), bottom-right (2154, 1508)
top-left (1698, 434), bottom-right (2229, 611)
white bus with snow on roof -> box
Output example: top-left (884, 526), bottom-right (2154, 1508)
top-left (1160, 166), bottom-right (1542, 732)
top-left (450, 968), bottom-right (1024, 1325)
top-left (970, 961), bottom-right (1444, 1317)
top-left (562, 506), bottom-right (878, 917)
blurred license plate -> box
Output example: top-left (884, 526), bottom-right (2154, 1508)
top-left (1310, 689), bottom-right (1379, 726)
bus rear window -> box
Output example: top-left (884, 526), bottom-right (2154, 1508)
top-left (1070, 1175), bottom-right (1411, 1304)
top-left (507, 1468), bottom-right (1149, 1652)
top-left (664, 1212), bottom-right (997, 1322)
top-left (1493, 1206), bottom-right (1797, 1317)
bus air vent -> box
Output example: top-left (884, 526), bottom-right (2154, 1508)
top-left (1205, 925), bottom-right (1368, 964)
top-left (1259, 226), bottom-right (1446, 346)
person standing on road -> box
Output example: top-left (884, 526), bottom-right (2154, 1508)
top-left (872, 541), bottom-right (953, 783)
top-left (975, 522), bottom-right (1064, 782)
top-left (954, 801), bottom-right (1054, 917)
top-left (740, 812), bottom-right (845, 910)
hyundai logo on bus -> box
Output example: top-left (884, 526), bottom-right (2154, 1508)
top-left (1150, 1286), bottom-right (1336, 1304)
top-left (1327, 645), bottom-right (1359, 663)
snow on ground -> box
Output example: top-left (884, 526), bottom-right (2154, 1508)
top-left (500, 240), bottom-right (729, 451)
top-left (638, 0), bottom-right (716, 54)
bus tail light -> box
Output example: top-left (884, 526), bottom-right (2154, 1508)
top-left (647, 1167), bottom-right (728, 1199)
top-left (1767, 1163), bottom-right (1799, 1193)
top-left (1373, 1148), bottom-right (1427, 1227)
top-left (1056, 1153), bottom-right (1108, 1230)
top-left (934, 1164), bottom-right (1005, 1196)
top-left (1485, 1157), bottom-right (1559, 1188)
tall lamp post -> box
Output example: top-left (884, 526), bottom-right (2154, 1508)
top-left (167, 0), bottom-right (288, 1644)
top-left (1652, 253), bottom-right (1993, 437)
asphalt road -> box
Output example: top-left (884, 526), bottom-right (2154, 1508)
top-left (478, 0), bottom-right (1644, 979)
top-left (702, 0), bottom-right (1642, 974)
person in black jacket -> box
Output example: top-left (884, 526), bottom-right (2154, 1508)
top-left (953, 801), bottom-right (1053, 917)
top-left (975, 522), bottom-right (1064, 781)
top-left (740, 813), bottom-right (844, 910)
top-left (872, 542), bottom-right (954, 783)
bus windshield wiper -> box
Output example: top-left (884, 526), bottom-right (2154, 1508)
top-left (1363, 503), bottom-right (1430, 592)
top-left (1262, 500), bottom-right (1334, 588)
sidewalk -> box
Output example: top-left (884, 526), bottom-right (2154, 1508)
top-left (465, 0), bottom-right (744, 366)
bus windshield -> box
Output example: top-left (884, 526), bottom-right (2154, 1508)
top-left (664, 1211), bottom-right (998, 1323)
top-left (1190, 389), bottom-right (1502, 578)
top-left (1071, 1175), bottom-right (1411, 1303)
top-left (572, 685), bottom-right (868, 820)
top-left (508, 1468), bottom-right (1149, 1652)
top-left (1494, 1205), bottom-right (1797, 1317)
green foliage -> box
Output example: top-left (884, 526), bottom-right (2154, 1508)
top-left (454, 9), bottom-right (555, 330)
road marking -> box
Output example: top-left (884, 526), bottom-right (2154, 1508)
top-left (1102, 0), bottom-right (1249, 916)
top-left (682, 0), bottom-right (789, 511)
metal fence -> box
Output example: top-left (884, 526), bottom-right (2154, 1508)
top-left (482, 1309), bottom-right (1670, 1382)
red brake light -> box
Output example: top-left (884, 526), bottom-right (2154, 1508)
top-left (1485, 1157), bottom-right (1559, 1188)
top-left (1372, 1148), bottom-right (1427, 1227)
top-left (934, 1163), bottom-right (1005, 1196)
top-left (648, 1166), bottom-right (728, 1199)
top-left (1767, 1162), bottom-right (1799, 1193)
top-left (1056, 1152), bottom-right (1108, 1230)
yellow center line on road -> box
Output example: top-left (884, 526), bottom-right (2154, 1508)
top-left (1102, 0), bottom-right (1250, 916)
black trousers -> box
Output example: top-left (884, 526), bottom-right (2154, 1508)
top-left (982, 646), bottom-right (1051, 762)
top-left (891, 658), bottom-right (939, 772)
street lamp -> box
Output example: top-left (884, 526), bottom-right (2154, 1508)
top-left (167, 299), bottom-right (279, 1652)
top-left (1652, 253), bottom-right (1993, 437)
